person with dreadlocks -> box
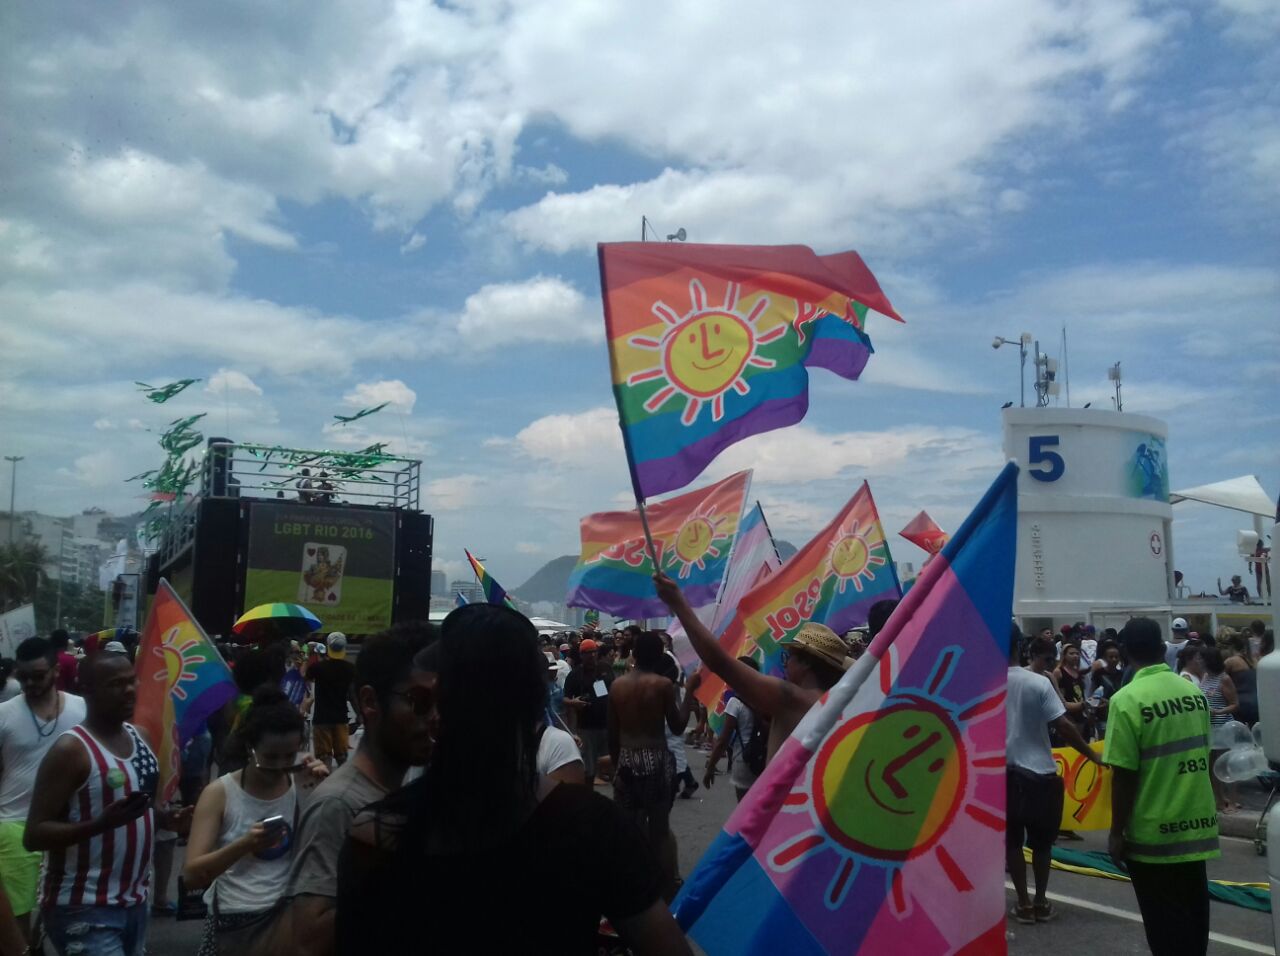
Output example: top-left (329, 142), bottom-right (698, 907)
top-left (336, 604), bottom-right (690, 955)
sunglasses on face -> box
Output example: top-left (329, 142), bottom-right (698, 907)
top-left (389, 688), bottom-right (433, 716)
top-left (250, 749), bottom-right (308, 773)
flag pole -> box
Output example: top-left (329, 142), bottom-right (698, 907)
top-left (635, 496), bottom-right (659, 569)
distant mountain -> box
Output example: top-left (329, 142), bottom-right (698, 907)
top-left (516, 538), bottom-right (801, 604)
top-left (516, 554), bottom-right (579, 604)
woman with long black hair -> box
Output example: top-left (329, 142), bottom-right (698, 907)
top-left (336, 603), bottom-right (690, 955)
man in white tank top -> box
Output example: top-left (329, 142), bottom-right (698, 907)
top-left (25, 652), bottom-right (191, 956)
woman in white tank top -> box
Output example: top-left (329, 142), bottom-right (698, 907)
top-left (183, 688), bottom-right (319, 955)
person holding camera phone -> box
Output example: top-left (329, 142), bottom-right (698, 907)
top-left (183, 688), bottom-right (323, 956)
top-left (25, 651), bottom-right (192, 956)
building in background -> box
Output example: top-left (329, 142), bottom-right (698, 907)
top-left (430, 569), bottom-right (447, 596)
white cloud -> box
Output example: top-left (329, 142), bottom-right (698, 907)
top-left (56, 449), bottom-right (125, 489)
top-left (512, 407), bottom-right (622, 465)
top-left (502, 0), bottom-right (1165, 253)
top-left (400, 232), bottom-right (426, 254)
top-left (342, 380), bottom-right (416, 415)
top-left (453, 276), bottom-right (599, 348)
top-left (205, 369), bottom-right (264, 397)
top-left (425, 474), bottom-right (482, 512)
top-left (515, 541), bottom-right (543, 554)
top-left (93, 418), bottom-right (117, 431)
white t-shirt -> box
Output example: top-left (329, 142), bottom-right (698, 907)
top-left (1005, 667), bottom-right (1065, 776)
top-left (0, 680), bottom-right (20, 704)
top-left (1165, 639), bottom-right (1188, 670)
top-left (0, 692), bottom-right (88, 821)
top-left (723, 696), bottom-right (759, 791)
top-left (536, 726), bottom-right (582, 777)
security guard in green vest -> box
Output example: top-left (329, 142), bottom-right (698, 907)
top-left (1105, 617), bottom-right (1219, 955)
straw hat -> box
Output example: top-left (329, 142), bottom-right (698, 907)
top-left (786, 622), bottom-right (852, 672)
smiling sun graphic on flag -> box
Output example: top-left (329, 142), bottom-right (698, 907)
top-left (627, 279), bottom-right (787, 426)
top-left (826, 516), bottom-right (888, 594)
top-left (664, 501), bottom-right (734, 580)
top-left (149, 624), bottom-right (207, 701)
top-left (766, 646), bottom-right (1005, 917)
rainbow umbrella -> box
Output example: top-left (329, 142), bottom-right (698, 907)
top-left (233, 603), bottom-right (322, 643)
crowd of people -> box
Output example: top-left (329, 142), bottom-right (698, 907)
top-left (0, 598), bottom-right (1270, 954)
top-left (1005, 615), bottom-right (1274, 954)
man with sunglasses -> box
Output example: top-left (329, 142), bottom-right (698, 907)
top-left (0, 638), bottom-right (87, 945)
top-left (261, 626), bottom-right (433, 956)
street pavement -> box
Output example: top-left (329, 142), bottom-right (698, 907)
top-left (133, 743), bottom-right (1276, 954)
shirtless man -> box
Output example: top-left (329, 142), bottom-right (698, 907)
top-left (654, 572), bottom-right (849, 763)
top-left (607, 631), bottom-right (697, 900)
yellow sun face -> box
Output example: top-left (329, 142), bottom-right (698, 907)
top-left (663, 502), bottom-right (732, 579)
top-left (626, 279), bottom-right (786, 425)
top-left (826, 519), bottom-right (887, 594)
top-left (767, 646), bottom-right (1007, 921)
top-left (675, 517), bottom-right (715, 563)
top-left (665, 311), bottom-right (753, 398)
top-left (151, 625), bottom-right (204, 701)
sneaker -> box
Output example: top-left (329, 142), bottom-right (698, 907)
top-left (1009, 904), bottom-right (1035, 925)
top-left (1033, 902), bottom-right (1057, 923)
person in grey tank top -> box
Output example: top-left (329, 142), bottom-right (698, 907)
top-left (184, 688), bottom-right (326, 955)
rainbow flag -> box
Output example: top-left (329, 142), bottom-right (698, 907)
top-left (670, 502), bottom-right (781, 676)
top-left (694, 482), bottom-right (901, 715)
top-left (599, 243), bottom-right (901, 499)
top-left (465, 550), bottom-right (515, 608)
top-left (567, 470), bottom-right (751, 619)
top-left (673, 464), bottom-right (1017, 954)
top-left (133, 579), bottom-right (237, 804)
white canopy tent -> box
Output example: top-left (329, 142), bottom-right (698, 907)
top-left (1170, 475), bottom-right (1275, 519)
top-left (528, 616), bottom-right (571, 633)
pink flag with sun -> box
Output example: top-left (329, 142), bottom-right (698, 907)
top-left (600, 242), bottom-right (901, 500)
top-left (134, 580), bottom-right (237, 803)
top-left (673, 464), bottom-right (1018, 955)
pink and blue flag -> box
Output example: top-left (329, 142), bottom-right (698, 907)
top-left (673, 463), bottom-right (1018, 955)
top-left (600, 242), bottom-right (902, 499)
top-left (669, 502), bottom-right (781, 676)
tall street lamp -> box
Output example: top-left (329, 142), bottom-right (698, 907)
top-left (992, 334), bottom-right (1032, 408)
top-left (4, 456), bottom-right (22, 546)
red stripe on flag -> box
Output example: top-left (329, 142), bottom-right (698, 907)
top-left (958, 691), bottom-right (1005, 722)
top-left (936, 845), bottom-right (974, 892)
top-left (772, 833), bottom-right (824, 867)
top-left (964, 804), bottom-right (1004, 832)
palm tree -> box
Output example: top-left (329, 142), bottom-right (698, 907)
top-left (0, 540), bottom-right (50, 609)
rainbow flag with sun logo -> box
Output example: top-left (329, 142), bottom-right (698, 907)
top-left (673, 464), bottom-right (1018, 955)
top-left (133, 579), bottom-right (237, 804)
top-left (567, 470), bottom-right (751, 619)
top-left (695, 482), bottom-right (901, 716)
top-left (599, 243), bottom-right (901, 500)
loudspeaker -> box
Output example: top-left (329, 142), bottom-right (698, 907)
top-left (395, 512), bottom-right (434, 624)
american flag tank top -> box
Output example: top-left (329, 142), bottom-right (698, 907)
top-left (41, 723), bottom-right (158, 908)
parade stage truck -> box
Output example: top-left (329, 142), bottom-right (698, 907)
top-left (146, 440), bottom-right (433, 640)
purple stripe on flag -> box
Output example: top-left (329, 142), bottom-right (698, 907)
top-left (566, 582), bottom-right (722, 620)
top-left (634, 396), bottom-right (808, 498)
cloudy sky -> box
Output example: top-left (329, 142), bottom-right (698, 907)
top-left (1, 0), bottom-right (1276, 591)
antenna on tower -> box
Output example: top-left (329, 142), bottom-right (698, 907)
top-left (1108, 362), bottom-right (1123, 411)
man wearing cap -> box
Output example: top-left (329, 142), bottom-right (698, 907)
top-left (1165, 618), bottom-right (1191, 670)
top-left (1105, 617), bottom-right (1218, 954)
top-left (564, 639), bottom-right (613, 787)
top-left (309, 633), bottom-right (360, 768)
top-left (654, 573), bottom-right (849, 765)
